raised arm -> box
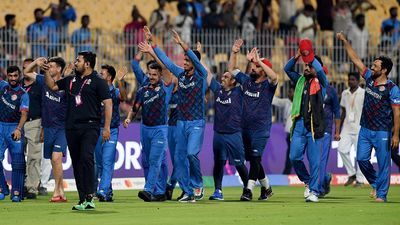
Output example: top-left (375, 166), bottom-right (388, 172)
top-left (336, 31), bottom-right (367, 75)
top-left (130, 51), bottom-right (147, 85)
top-left (283, 52), bottom-right (302, 83)
top-left (253, 48), bottom-right (278, 85)
top-left (116, 66), bottom-right (128, 102)
top-left (172, 30), bottom-right (207, 78)
top-left (23, 57), bottom-right (48, 80)
top-left (43, 63), bottom-right (59, 91)
top-left (228, 39), bottom-right (243, 74)
top-left (195, 41), bottom-right (213, 86)
top-left (312, 58), bottom-right (328, 88)
top-left (143, 26), bottom-right (183, 77)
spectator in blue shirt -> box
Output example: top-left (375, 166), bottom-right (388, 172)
top-left (71, 15), bottom-right (93, 57)
top-left (27, 8), bottom-right (49, 58)
top-left (381, 7), bottom-right (400, 46)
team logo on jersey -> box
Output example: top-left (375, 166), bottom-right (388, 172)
top-left (379, 86), bottom-right (385, 92)
top-left (144, 90), bottom-right (149, 98)
top-left (72, 77), bottom-right (76, 82)
top-left (87, 79), bottom-right (92, 85)
top-left (11, 94), bottom-right (17, 101)
top-left (155, 86), bottom-right (160, 92)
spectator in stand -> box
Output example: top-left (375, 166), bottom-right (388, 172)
top-left (240, 0), bottom-right (262, 32)
top-left (221, 1), bottom-right (238, 29)
top-left (44, 0), bottom-right (77, 54)
top-left (71, 15), bottom-right (93, 57)
top-left (124, 6), bottom-right (147, 61)
top-left (174, 2), bottom-right (193, 44)
top-left (294, 4), bottom-right (317, 41)
top-left (350, 0), bottom-right (376, 20)
top-left (0, 14), bottom-right (18, 69)
top-left (203, 1), bottom-right (224, 29)
top-left (347, 14), bottom-right (369, 61)
top-left (381, 7), bottom-right (400, 46)
top-left (27, 8), bottom-right (49, 58)
top-left (333, 0), bottom-right (352, 65)
top-left (278, 0), bottom-right (297, 32)
top-left (189, 0), bottom-right (206, 29)
top-left (149, 0), bottom-right (170, 34)
top-left (316, 0), bottom-right (334, 31)
top-left (259, 0), bottom-right (273, 30)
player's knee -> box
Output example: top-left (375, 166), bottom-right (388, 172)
top-left (11, 154), bottom-right (25, 170)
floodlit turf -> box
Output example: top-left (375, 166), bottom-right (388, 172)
top-left (1, 186), bottom-right (399, 225)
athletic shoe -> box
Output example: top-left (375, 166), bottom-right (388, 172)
top-left (258, 186), bottom-right (273, 201)
top-left (0, 193), bottom-right (5, 200)
top-left (177, 191), bottom-right (185, 201)
top-left (178, 194), bottom-right (195, 203)
top-left (304, 185), bottom-right (310, 198)
top-left (26, 192), bottom-right (37, 199)
top-left (11, 195), bottom-right (22, 202)
top-left (240, 188), bottom-right (252, 201)
top-left (38, 187), bottom-right (48, 196)
top-left (325, 173), bottom-right (332, 195)
top-left (194, 187), bottom-right (204, 200)
top-left (72, 201), bottom-right (85, 210)
top-left (344, 175), bottom-right (356, 186)
top-left (305, 193), bottom-right (319, 202)
top-left (209, 189), bottom-right (224, 200)
top-left (165, 188), bottom-right (174, 200)
top-left (151, 194), bottom-right (167, 202)
top-left (97, 190), bottom-right (107, 202)
top-left (84, 199), bottom-right (96, 210)
top-left (138, 191), bottom-right (152, 202)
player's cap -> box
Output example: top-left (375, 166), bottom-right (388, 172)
top-left (255, 58), bottom-right (273, 69)
top-left (299, 39), bottom-right (315, 63)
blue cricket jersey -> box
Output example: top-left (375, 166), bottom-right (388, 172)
top-left (323, 85), bottom-right (340, 134)
top-left (41, 85), bottom-right (67, 129)
top-left (135, 81), bottom-right (174, 127)
top-left (100, 85), bottom-right (121, 129)
top-left (168, 91), bottom-right (179, 126)
top-left (360, 68), bottom-right (400, 131)
top-left (0, 80), bottom-right (29, 123)
top-left (232, 71), bottom-right (277, 131)
top-left (210, 78), bottom-right (242, 133)
top-left (153, 47), bottom-right (207, 121)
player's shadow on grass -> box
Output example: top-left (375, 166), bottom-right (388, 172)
top-left (69, 210), bottom-right (119, 214)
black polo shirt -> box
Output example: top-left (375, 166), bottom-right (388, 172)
top-left (56, 71), bottom-right (111, 129)
top-left (22, 78), bottom-right (43, 120)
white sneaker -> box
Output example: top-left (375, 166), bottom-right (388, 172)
top-left (305, 193), bottom-right (319, 202)
top-left (304, 185), bottom-right (310, 198)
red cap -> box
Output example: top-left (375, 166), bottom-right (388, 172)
top-left (323, 66), bottom-right (329, 75)
top-left (299, 39), bottom-right (314, 63)
top-left (255, 58), bottom-right (273, 69)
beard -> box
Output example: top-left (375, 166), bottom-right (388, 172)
top-left (250, 72), bottom-right (260, 80)
top-left (74, 68), bottom-right (83, 76)
top-left (9, 80), bottom-right (19, 88)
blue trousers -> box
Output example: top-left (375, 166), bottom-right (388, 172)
top-left (94, 128), bottom-right (118, 196)
top-left (357, 127), bottom-right (391, 200)
top-left (141, 125), bottom-right (168, 195)
top-left (319, 133), bottom-right (332, 194)
top-left (167, 125), bottom-right (178, 189)
top-left (290, 118), bottom-right (323, 195)
top-left (175, 120), bottom-right (205, 195)
top-left (0, 122), bottom-right (25, 198)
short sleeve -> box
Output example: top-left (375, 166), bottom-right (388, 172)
top-left (340, 92), bottom-right (347, 108)
top-left (36, 74), bottom-right (45, 86)
top-left (390, 85), bottom-right (400, 105)
top-left (0, 80), bottom-right (8, 89)
top-left (362, 68), bottom-right (372, 80)
top-left (56, 76), bottom-right (71, 91)
top-left (20, 93), bottom-right (30, 111)
top-left (96, 78), bottom-right (111, 101)
top-left (233, 71), bottom-right (250, 85)
top-left (209, 78), bottom-right (221, 93)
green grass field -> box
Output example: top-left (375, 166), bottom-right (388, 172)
top-left (1, 186), bottom-right (399, 225)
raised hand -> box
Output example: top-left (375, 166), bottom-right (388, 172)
top-left (143, 26), bottom-right (153, 42)
top-left (196, 42), bottom-right (202, 53)
top-left (232, 39), bottom-right (243, 53)
top-left (172, 30), bottom-right (183, 45)
top-left (138, 41), bottom-right (153, 53)
top-left (63, 62), bottom-right (74, 76)
top-left (116, 66), bottom-right (128, 81)
top-left (336, 31), bottom-right (347, 42)
top-left (253, 47), bottom-right (260, 62)
top-left (35, 57), bottom-right (48, 67)
top-left (246, 47), bottom-right (257, 62)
